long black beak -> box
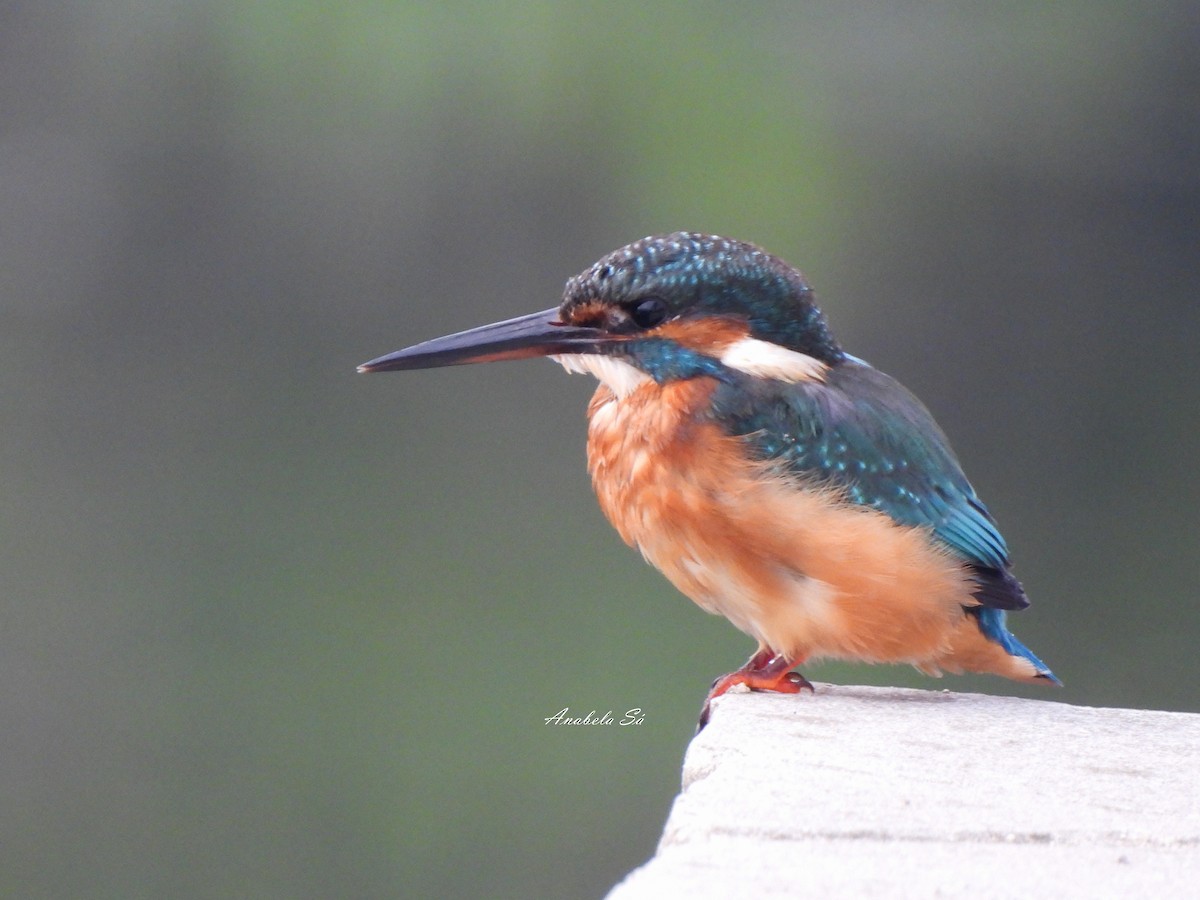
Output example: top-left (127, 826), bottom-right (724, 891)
top-left (357, 307), bottom-right (610, 373)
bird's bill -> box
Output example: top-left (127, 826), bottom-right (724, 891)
top-left (357, 307), bottom-right (610, 373)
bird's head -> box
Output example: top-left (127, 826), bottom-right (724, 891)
top-left (358, 232), bottom-right (844, 393)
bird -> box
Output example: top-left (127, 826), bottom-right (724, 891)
top-left (359, 232), bottom-right (1058, 727)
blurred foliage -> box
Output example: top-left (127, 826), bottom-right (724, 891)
top-left (2, 2), bottom-right (1198, 898)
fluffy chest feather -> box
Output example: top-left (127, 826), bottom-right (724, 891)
top-left (582, 376), bottom-right (971, 664)
top-left (583, 376), bottom-right (834, 652)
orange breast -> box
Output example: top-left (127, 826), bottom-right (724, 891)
top-left (586, 378), bottom-right (979, 668)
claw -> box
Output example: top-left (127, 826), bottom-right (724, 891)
top-left (784, 671), bottom-right (815, 692)
top-left (696, 649), bottom-right (810, 730)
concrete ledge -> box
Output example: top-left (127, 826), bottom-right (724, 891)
top-left (608, 685), bottom-right (1200, 899)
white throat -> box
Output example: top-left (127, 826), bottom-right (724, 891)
top-left (550, 354), bottom-right (652, 398)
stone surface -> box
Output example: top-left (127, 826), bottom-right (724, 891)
top-left (607, 685), bottom-right (1200, 899)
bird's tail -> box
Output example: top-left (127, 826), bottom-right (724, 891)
top-left (924, 607), bottom-right (1060, 684)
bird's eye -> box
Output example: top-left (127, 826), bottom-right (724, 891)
top-left (629, 296), bottom-right (668, 329)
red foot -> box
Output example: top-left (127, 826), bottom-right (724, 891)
top-left (697, 649), bottom-right (812, 730)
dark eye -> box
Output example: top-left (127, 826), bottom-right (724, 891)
top-left (629, 296), bottom-right (668, 329)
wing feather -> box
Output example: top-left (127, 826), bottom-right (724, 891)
top-left (710, 358), bottom-right (1027, 610)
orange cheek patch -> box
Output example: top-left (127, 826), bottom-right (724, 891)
top-left (649, 317), bottom-right (749, 355)
top-left (562, 299), bottom-right (615, 329)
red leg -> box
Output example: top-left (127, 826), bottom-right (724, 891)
top-left (698, 648), bottom-right (812, 730)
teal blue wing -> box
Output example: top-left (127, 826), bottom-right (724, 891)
top-left (711, 358), bottom-right (1027, 610)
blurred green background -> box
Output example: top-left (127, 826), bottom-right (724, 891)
top-left (4, 3), bottom-right (1198, 898)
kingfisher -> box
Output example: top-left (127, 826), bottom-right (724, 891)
top-left (359, 232), bottom-right (1058, 726)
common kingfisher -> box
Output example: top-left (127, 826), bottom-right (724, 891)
top-left (360, 232), bottom-right (1058, 726)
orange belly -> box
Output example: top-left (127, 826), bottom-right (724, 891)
top-left (586, 377), bottom-right (991, 671)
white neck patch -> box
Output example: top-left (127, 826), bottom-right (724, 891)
top-left (719, 337), bottom-right (829, 383)
top-left (550, 354), bottom-right (652, 398)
